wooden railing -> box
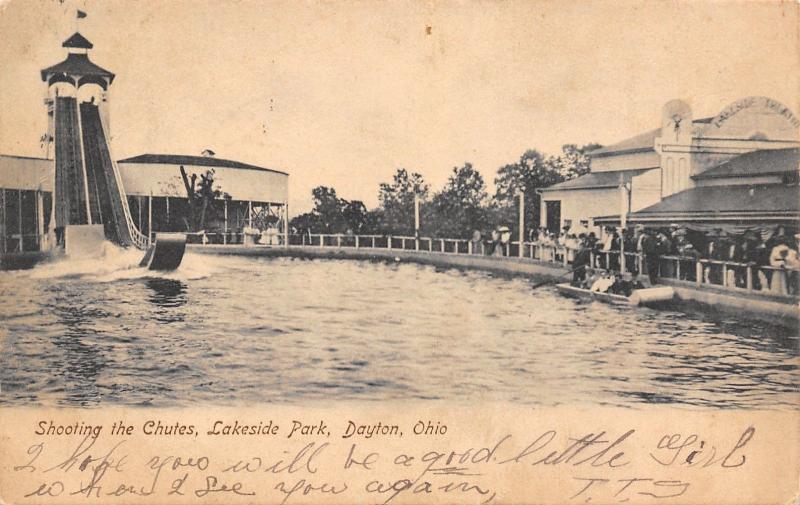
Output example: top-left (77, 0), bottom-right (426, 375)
top-left (97, 110), bottom-right (150, 250)
top-left (184, 231), bottom-right (800, 299)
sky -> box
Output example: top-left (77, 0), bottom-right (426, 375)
top-left (0, 0), bottom-right (797, 215)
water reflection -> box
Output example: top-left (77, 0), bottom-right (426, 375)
top-left (47, 289), bottom-right (108, 407)
top-left (145, 278), bottom-right (187, 324)
top-left (146, 278), bottom-right (187, 308)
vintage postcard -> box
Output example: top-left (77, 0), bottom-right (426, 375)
top-left (0, 0), bottom-right (798, 503)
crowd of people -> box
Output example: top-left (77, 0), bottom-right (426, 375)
top-left (470, 222), bottom-right (800, 296)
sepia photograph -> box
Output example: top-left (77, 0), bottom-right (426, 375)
top-left (0, 0), bottom-right (797, 503)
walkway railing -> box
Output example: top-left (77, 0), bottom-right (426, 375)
top-left (186, 231), bottom-right (800, 299)
top-left (98, 110), bottom-right (150, 250)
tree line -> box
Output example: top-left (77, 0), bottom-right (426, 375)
top-left (290, 143), bottom-right (601, 239)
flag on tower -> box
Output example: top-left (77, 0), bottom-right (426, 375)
top-left (76, 10), bottom-right (87, 19)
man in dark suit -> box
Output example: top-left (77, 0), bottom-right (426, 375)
top-left (571, 235), bottom-right (592, 286)
top-left (636, 226), bottom-right (660, 285)
top-left (707, 228), bottom-right (732, 285)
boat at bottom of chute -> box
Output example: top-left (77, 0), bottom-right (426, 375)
top-left (139, 233), bottom-right (187, 271)
top-left (556, 283), bottom-right (675, 307)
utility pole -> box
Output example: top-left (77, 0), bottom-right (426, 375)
top-left (619, 177), bottom-right (630, 273)
top-left (518, 189), bottom-right (525, 257)
top-left (414, 191), bottom-right (420, 251)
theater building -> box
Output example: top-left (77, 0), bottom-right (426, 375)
top-left (539, 97), bottom-right (800, 234)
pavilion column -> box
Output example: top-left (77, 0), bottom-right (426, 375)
top-left (283, 202), bottom-right (289, 248)
top-left (539, 197), bottom-right (546, 230)
top-left (0, 189), bottom-right (5, 254)
top-left (36, 190), bottom-right (44, 251)
top-left (148, 192), bottom-right (153, 245)
top-left (17, 190), bottom-right (23, 252)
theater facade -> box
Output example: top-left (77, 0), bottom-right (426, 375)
top-left (539, 96), bottom-right (800, 235)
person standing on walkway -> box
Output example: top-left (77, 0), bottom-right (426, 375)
top-left (635, 225), bottom-right (660, 285)
top-left (470, 230), bottom-right (484, 255)
top-left (571, 236), bottom-right (592, 286)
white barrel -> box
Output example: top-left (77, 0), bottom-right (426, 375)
top-left (629, 287), bottom-right (674, 306)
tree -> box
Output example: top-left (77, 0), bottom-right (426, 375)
top-left (377, 168), bottom-right (428, 235)
top-left (493, 150), bottom-right (564, 233)
top-left (290, 187), bottom-right (371, 234)
top-left (426, 162), bottom-right (489, 238)
top-left (310, 186), bottom-right (347, 233)
top-left (491, 144), bottom-right (600, 235)
top-left (290, 211), bottom-right (321, 235)
top-left (342, 200), bottom-right (368, 233)
top-left (551, 143), bottom-right (602, 180)
top-left (179, 166), bottom-right (228, 231)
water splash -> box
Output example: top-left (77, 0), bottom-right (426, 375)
top-left (16, 242), bottom-right (212, 283)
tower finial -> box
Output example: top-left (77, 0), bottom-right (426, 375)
top-left (62, 32), bottom-right (93, 50)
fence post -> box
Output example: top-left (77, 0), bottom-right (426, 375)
top-left (440, 240), bottom-right (445, 253)
top-left (695, 261), bottom-right (702, 286)
top-left (337, 235), bottom-right (341, 248)
top-left (372, 236), bottom-right (376, 248)
top-left (746, 265), bottom-right (753, 291)
top-left (722, 263), bottom-right (728, 287)
top-left (468, 241), bottom-right (472, 255)
top-left (355, 235), bottom-right (359, 248)
top-left (387, 236), bottom-right (392, 249)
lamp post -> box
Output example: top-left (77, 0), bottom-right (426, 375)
top-left (619, 179), bottom-right (631, 272)
top-left (518, 189), bottom-right (525, 257)
top-left (414, 190), bottom-right (420, 251)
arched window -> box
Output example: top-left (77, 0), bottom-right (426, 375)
top-left (48, 81), bottom-right (77, 98)
top-left (678, 158), bottom-right (687, 191)
top-left (77, 83), bottom-right (104, 104)
top-left (665, 158), bottom-right (675, 194)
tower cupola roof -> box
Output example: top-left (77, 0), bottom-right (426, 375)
top-left (41, 32), bottom-right (114, 89)
top-left (40, 53), bottom-right (115, 84)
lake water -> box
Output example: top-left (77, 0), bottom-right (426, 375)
top-left (1, 249), bottom-right (797, 409)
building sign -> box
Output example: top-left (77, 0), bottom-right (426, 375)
top-left (712, 96), bottom-right (800, 129)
